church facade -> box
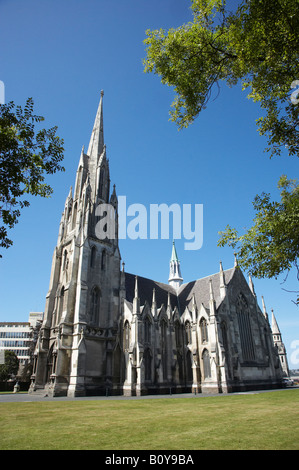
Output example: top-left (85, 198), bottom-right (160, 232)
top-left (29, 94), bottom-right (287, 397)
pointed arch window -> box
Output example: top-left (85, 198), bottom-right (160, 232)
top-left (185, 321), bottom-right (192, 345)
top-left (200, 318), bottom-right (208, 343)
top-left (221, 322), bottom-right (229, 352)
top-left (101, 249), bottom-right (106, 270)
top-left (123, 321), bottom-right (130, 351)
top-left (90, 287), bottom-right (100, 325)
top-left (72, 202), bottom-right (77, 230)
top-left (186, 349), bottom-right (193, 382)
top-left (144, 317), bottom-right (151, 344)
top-left (67, 203), bottom-right (72, 223)
top-left (75, 166), bottom-right (82, 200)
top-left (175, 321), bottom-right (182, 349)
top-left (90, 246), bottom-right (96, 268)
top-left (58, 286), bottom-right (65, 323)
top-left (160, 319), bottom-right (168, 380)
top-left (236, 294), bottom-right (256, 362)
top-left (62, 250), bottom-right (68, 271)
top-left (202, 349), bottom-right (211, 379)
top-left (99, 167), bottom-right (108, 200)
top-left (144, 348), bottom-right (152, 381)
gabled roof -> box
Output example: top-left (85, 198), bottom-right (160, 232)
top-left (124, 267), bottom-right (236, 315)
top-left (178, 267), bottom-right (235, 312)
top-left (124, 273), bottom-right (178, 310)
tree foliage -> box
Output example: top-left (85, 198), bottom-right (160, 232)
top-left (0, 350), bottom-right (19, 381)
top-left (143, 0), bottom-right (299, 158)
top-left (144, 0), bottom-right (299, 302)
top-left (0, 98), bottom-right (64, 255)
top-left (218, 176), bottom-right (299, 302)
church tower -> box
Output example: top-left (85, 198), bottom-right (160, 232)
top-left (168, 241), bottom-right (183, 289)
top-left (272, 309), bottom-right (289, 377)
top-left (30, 92), bottom-right (122, 397)
top-left (28, 94), bottom-right (286, 398)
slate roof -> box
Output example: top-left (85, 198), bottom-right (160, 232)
top-left (124, 273), bottom-right (179, 310)
top-left (178, 268), bottom-right (235, 312)
top-left (124, 267), bottom-right (236, 315)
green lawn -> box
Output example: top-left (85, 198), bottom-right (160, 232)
top-left (0, 389), bottom-right (298, 450)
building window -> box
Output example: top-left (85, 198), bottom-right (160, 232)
top-left (72, 202), bottom-right (77, 230)
top-left (186, 349), bottom-right (193, 382)
top-left (90, 246), bottom-right (96, 268)
top-left (99, 169), bottom-right (105, 199)
top-left (144, 348), bottom-right (152, 381)
top-left (202, 349), bottom-right (211, 379)
top-left (144, 317), bottom-right (151, 344)
top-left (67, 204), bottom-right (72, 223)
top-left (58, 286), bottom-right (65, 322)
top-left (90, 287), bottom-right (100, 325)
top-left (175, 321), bottom-right (182, 349)
top-left (62, 250), bottom-right (68, 271)
top-left (236, 294), bottom-right (256, 362)
top-left (160, 319), bottom-right (168, 380)
top-left (200, 318), bottom-right (208, 343)
top-left (123, 321), bottom-right (130, 351)
top-left (101, 250), bottom-right (106, 270)
top-left (185, 321), bottom-right (192, 345)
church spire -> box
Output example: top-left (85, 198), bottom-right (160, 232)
top-left (261, 296), bottom-right (269, 321)
top-left (168, 241), bottom-right (183, 290)
top-left (271, 309), bottom-right (290, 377)
top-left (87, 90), bottom-right (104, 161)
top-left (271, 309), bottom-right (281, 337)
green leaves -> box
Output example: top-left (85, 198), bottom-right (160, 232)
top-left (218, 176), bottom-right (299, 285)
top-left (143, 0), bottom-right (299, 157)
top-left (143, 1), bottom-right (299, 302)
top-left (0, 98), bottom-right (64, 256)
top-left (0, 350), bottom-right (19, 381)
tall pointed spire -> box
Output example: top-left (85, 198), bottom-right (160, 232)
top-left (168, 241), bottom-right (183, 290)
top-left (271, 309), bottom-right (281, 337)
top-left (261, 296), bottom-right (268, 321)
top-left (170, 241), bottom-right (179, 263)
top-left (87, 90), bottom-right (104, 160)
top-left (271, 309), bottom-right (290, 377)
top-left (209, 278), bottom-right (216, 316)
top-left (133, 276), bottom-right (140, 315)
top-left (219, 261), bottom-right (227, 299)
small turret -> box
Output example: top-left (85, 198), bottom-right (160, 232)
top-left (168, 241), bottom-right (183, 290)
top-left (271, 309), bottom-right (290, 377)
top-left (87, 90), bottom-right (104, 161)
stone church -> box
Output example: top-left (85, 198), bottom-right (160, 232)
top-left (29, 93), bottom-right (288, 397)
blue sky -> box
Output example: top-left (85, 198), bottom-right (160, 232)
top-left (1, 0), bottom-right (298, 368)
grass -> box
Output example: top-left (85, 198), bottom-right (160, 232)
top-left (0, 389), bottom-right (298, 450)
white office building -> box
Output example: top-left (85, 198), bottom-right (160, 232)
top-left (0, 312), bottom-right (43, 364)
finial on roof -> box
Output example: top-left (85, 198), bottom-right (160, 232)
top-left (168, 241), bottom-right (183, 289)
top-left (170, 240), bottom-right (179, 262)
top-left (152, 288), bottom-right (156, 305)
top-left (219, 260), bottom-right (226, 299)
top-left (133, 276), bottom-right (140, 315)
top-left (209, 278), bottom-right (215, 301)
top-left (134, 276), bottom-right (138, 298)
top-left (271, 309), bottom-right (281, 335)
top-left (261, 296), bottom-right (268, 320)
top-left (87, 92), bottom-right (104, 160)
top-left (248, 273), bottom-right (256, 296)
top-left (167, 291), bottom-right (171, 309)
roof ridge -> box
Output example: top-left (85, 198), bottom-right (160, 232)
top-left (178, 266), bottom-right (235, 289)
